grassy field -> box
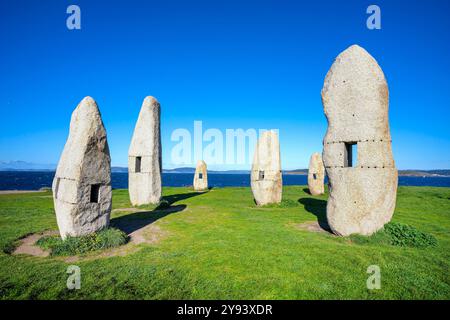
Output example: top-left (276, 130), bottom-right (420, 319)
top-left (0, 186), bottom-right (449, 299)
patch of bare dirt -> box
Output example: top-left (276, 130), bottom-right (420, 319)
top-left (292, 221), bottom-right (334, 234)
top-left (12, 230), bottom-right (58, 257)
top-left (11, 207), bottom-right (173, 260)
top-left (131, 224), bottom-right (168, 245)
top-left (64, 243), bottom-right (141, 263)
top-left (61, 224), bottom-right (169, 262)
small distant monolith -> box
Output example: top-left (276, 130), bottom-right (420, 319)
top-left (128, 96), bottom-right (162, 206)
top-left (52, 96), bottom-right (112, 239)
top-left (251, 130), bottom-right (282, 206)
top-left (193, 160), bottom-right (208, 191)
top-left (322, 44), bottom-right (398, 236)
top-left (308, 152), bottom-right (325, 196)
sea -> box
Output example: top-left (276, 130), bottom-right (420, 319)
top-left (0, 171), bottom-right (449, 190)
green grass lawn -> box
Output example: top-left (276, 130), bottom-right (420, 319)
top-left (0, 186), bottom-right (449, 299)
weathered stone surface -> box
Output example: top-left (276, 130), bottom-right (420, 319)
top-left (322, 44), bottom-right (398, 236)
top-left (193, 160), bottom-right (208, 191)
top-left (308, 152), bottom-right (325, 195)
top-left (52, 97), bottom-right (112, 239)
top-left (251, 131), bottom-right (282, 205)
top-left (128, 96), bottom-right (162, 205)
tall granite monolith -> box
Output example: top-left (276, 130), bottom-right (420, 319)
top-left (128, 96), bottom-right (162, 205)
top-left (322, 44), bottom-right (398, 236)
top-left (308, 152), bottom-right (325, 196)
top-left (193, 160), bottom-right (208, 191)
top-left (251, 130), bottom-right (282, 206)
top-left (52, 96), bottom-right (112, 239)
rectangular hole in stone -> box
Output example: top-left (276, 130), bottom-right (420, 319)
top-left (90, 184), bottom-right (100, 203)
top-left (352, 143), bottom-right (357, 167)
top-left (135, 156), bottom-right (142, 173)
top-left (199, 173), bottom-right (203, 179)
top-left (313, 173), bottom-right (317, 180)
top-left (344, 142), bottom-right (357, 167)
top-left (259, 170), bottom-right (265, 181)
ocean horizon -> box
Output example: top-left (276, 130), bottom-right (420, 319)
top-left (1, 171), bottom-right (449, 191)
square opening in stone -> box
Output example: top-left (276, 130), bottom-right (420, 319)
top-left (135, 156), bottom-right (142, 173)
top-left (344, 142), bottom-right (357, 167)
top-left (90, 184), bottom-right (100, 203)
top-left (199, 173), bottom-right (203, 179)
top-left (259, 170), bottom-right (265, 181)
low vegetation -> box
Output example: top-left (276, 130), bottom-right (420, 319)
top-left (350, 222), bottom-right (438, 248)
top-left (261, 199), bottom-right (300, 208)
top-left (384, 222), bottom-right (438, 248)
top-left (37, 228), bottom-right (129, 256)
top-left (0, 186), bottom-right (449, 299)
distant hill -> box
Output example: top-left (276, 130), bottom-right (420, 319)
top-left (1, 161), bottom-right (449, 176)
top-left (163, 167), bottom-right (250, 174)
top-left (163, 167), bottom-right (196, 173)
top-left (283, 169), bottom-right (308, 175)
top-left (398, 170), bottom-right (450, 177)
top-left (113, 167), bottom-right (251, 174)
top-left (0, 161), bottom-right (55, 171)
top-left (284, 168), bottom-right (450, 177)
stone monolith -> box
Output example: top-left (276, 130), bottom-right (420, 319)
top-left (193, 160), bottom-right (208, 191)
top-left (321, 44), bottom-right (398, 236)
top-left (251, 130), bottom-right (282, 205)
top-left (52, 96), bottom-right (112, 239)
top-left (128, 96), bottom-right (162, 205)
top-left (308, 152), bottom-right (325, 196)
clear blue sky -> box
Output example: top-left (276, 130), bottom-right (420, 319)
top-left (0, 0), bottom-right (449, 170)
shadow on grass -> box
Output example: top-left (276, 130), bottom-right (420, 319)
top-left (302, 187), bottom-right (311, 195)
top-left (111, 205), bottom-right (187, 234)
top-left (111, 191), bottom-right (204, 235)
top-left (161, 191), bottom-right (206, 205)
top-left (298, 197), bottom-right (332, 233)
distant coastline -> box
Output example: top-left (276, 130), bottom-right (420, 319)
top-left (1, 170), bottom-right (450, 190)
top-left (284, 169), bottom-right (450, 177)
top-left (0, 161), bottom-right (449, 177)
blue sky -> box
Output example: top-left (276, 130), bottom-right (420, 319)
top-left (0, 0), bottom-right (449, 170)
